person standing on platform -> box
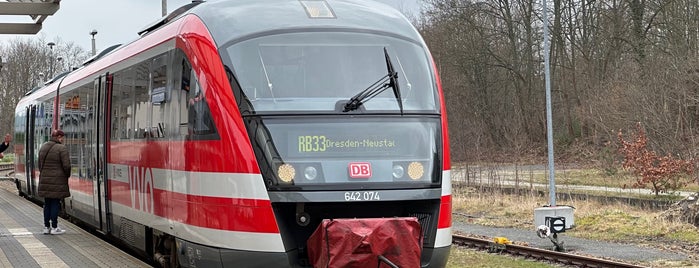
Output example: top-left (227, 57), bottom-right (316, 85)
top-left (37, 129), bottom-right (71, 235)
top-left (0, 134), bottom-right (12, 158)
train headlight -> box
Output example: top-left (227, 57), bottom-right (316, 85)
top-left (277, 164), bottom-right (295, 183)
top-left (304, 166), bottom-right (318, 181)
top-left (300, 0), bottom-right (336, 19)
top-left (392, 164), bottom-right (405, 179)
top-left (408, 162), bottom-right (424, 180)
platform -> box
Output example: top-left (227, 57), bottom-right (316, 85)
top-left (0, 180), bottom-right (150, 268)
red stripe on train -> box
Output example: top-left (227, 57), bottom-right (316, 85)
top-left (438, 194), bottom-right (452, 228)
top-left (108, 179), bottom-right (279, 233)
top-left (431, 56), bottom-right (451, 171)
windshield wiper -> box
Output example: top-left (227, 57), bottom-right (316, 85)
top-left (343, 47), bottom-right (403, 114)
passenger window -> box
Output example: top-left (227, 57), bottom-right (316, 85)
top-left (111, 68), bottom-right (135, 140)
top-left (150, 54), bottom-right (168, 139)
top-left (133, 61), bottom-right (151, 139)
top-left (178, 57), bottom-right (190, 134)
top-left (187, 74), bottom-right (217, 138)
top-left (180, 55), bottom-right (218, 140)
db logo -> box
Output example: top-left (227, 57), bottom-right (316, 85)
top-left (348, 162), bottom-right (372, 179)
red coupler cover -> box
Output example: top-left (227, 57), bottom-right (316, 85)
top-left (307, 217), bottom-right (422, 268)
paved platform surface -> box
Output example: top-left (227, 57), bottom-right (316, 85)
top-left (0, 180), bottom-right (150, 268)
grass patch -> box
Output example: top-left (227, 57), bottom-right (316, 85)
top-left (453, 164), bottom-right (697, 199)
top-left (454, 191), bottom-right (699, 247)
top-left (575, 210), bottom-right (699, 243)
top-left (494, 168), bottom-right (637, 189)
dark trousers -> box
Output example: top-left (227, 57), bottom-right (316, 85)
top-left (43, 198), bottom-right (61, 228)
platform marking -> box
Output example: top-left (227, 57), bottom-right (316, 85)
top-left (9, 228), bottom-right (68, 268)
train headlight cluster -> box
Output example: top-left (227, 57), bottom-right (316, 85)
top-left (277, 164), bottom-right (295, 183)
top-left (304, 166), bottom-right (318, 181)
top-left (392, 161), bottom-right (425, 180)
top-left (407, 162), bottom-right (424, 180)
top-left (276, 163), bottom-right (324, 184)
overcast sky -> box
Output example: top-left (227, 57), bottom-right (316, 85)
top-left (0, 0), bottom-right (422, 53)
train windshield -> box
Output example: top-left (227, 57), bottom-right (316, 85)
top-left (225, 31), bottom-right (437, 113)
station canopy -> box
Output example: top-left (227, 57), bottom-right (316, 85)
top-left (0, 0), bottom-right (60, 34)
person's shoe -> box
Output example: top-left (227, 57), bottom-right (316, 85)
top-left (50, 227), bottom-right (65, 235)
top-left (42, 227), bottom-right (50, 235)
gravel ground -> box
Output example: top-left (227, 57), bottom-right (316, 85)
top-left (453, 221), bottom-right (690, 264)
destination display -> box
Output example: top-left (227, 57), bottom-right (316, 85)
top-left (263, 120), bottom-right (438, 159)
top-left (296, 135), bottom-right (397, 153)
top-left (288, 132), bottom-right (404, 157)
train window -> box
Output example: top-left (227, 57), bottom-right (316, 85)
top-left (176, 50), bottom-right (218, 140)
top-left (111, 68), bottom-right (135, 140)
top-left (186, 72), bottom-right (217, 138)
top-left (58, 83), bottom-right (92, 180)
top-left (150, 54), bottom-right (168, 139)
top-left (36, 101), bottom-right (53, 167)
top-left (178, 56), bottom-right (191, 135)
top-left (133, 61), bottom-right (151, 139)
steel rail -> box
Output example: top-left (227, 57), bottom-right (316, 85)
top-left (0, 163), bottom-right (14, 180)
top-left (453, 234), bottom-right (647, 268)
top-left (0, 163), bottom-right (12, 171)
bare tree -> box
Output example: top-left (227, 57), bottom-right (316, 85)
top-left (418, 0), bottom-right (699, 163)
top-left (0, 37), bottom-right (89, 138)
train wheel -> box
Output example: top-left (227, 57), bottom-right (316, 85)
top-left (153, 232), bottom-right (178, 268)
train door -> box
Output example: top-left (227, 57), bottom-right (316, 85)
top-left (23, 105), bottom-right (36, 196)
top-left (91, 73), bottom-right (112, 233)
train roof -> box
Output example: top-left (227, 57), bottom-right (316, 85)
top-left (188, 0), bottom-right (424, 46)
top-left (16, 0), bottom-right (424, 107)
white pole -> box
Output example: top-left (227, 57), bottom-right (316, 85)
top-left (543, 0), bottom-right (555, 206)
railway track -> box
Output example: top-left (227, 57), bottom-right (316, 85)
top-left (0, 163), bottom-right (13, 178)
top-left (453, 234), bottom-right (646, 268)
top-left (0, 163), bottom-right (12, 170)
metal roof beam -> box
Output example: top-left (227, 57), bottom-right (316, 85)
top-left (0, 22), bottom-right (41, 34)
top-left (0, 2), bottom-right (59, 16)
top-left (0, 0), bottom-right (60, 34)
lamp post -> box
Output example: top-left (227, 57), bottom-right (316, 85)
top-left (90, 29), bottom-right (98, 56)
top-left (38, 72), bottom-right (44, 87)
top-left (47, 42), bottom-right (55, 77)
top-left (56, 56), bottom-right (63, 73)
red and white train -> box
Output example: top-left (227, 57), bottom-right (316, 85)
top-left (13, 0), bottom-right (452, 267)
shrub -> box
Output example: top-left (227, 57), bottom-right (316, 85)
top-left (618, 123), bottom-right (694, 195)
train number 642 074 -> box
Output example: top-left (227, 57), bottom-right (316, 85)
top-left (344, 191), bottom-right (381, 201)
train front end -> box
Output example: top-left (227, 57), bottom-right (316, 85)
top-left (200, 0), bottom-right (451, 267)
